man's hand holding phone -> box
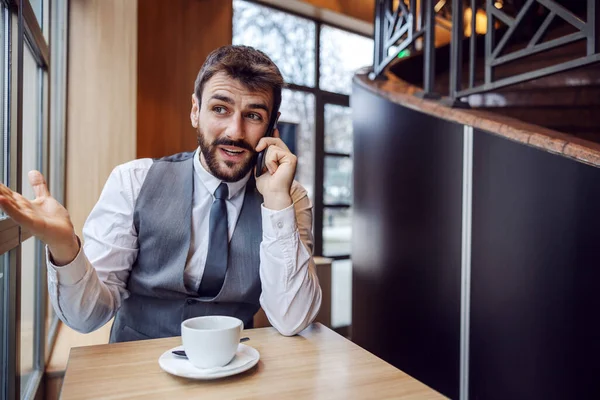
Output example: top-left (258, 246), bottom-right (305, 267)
top-left (254, 129), bottom-right (297, 211)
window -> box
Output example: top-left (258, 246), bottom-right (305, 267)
top-left (233, 0), bottom-right (373, 331)
top-left (19, 239), bottom-right (36, 393)
top-left (0, 7), bottom-right (4, 188)
top-left (0, 253), bottom-right (5, 396)
top-left (233, 0), bottom-right (315, 87)
top-left (0, 1), bottom-right (68, 399)
top-left (320, 26), bottom-right (374, 95)
top-left (279, 89), bottom-right (315, 199)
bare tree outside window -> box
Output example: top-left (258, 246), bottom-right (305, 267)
top-left (279, 89), bottom-right (315, 199)
top-left (233, 0), bottom-right (315, 87)
top-left (320, 25), bottom-right (373, 95)
top-left (325, 104), bottom-right (353, 155)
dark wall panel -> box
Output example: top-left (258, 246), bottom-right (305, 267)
top-left (471, 130), bottom-right (600, 400)
top-left (351, 84), bottom-right (463, 399)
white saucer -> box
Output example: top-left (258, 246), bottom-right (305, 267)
top-left (158, 343), bottom-right (260, 380)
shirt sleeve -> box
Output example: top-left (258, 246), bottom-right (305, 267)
top-left (46, 160), bottom-right (150, 333)
top-left (258, 181), bottom-right (322, 336)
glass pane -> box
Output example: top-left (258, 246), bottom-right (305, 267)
top-left (331, 259), bottom-right (352, 328)
top-left (28, 0), bottom-right (43, 29)
top-left (233, 0), bottom-right (316, 87)
top-left (43, 0), bottom-right (49, 40)
top-left (0, 253), bottom-right (5, 393)
top-left (23, 43), bottom-right (40, 201)
top-left (320, 25), bottom-right (374, 95)
top-left (0, 8), bottom-right (5, 191)
top-left (323, 207), bottom-right (352, 256)
top-left (20, 239), bottom-right (37, 394)
top-left (46, 288), bottom-right (55, 350)
top-left (21, 42), bottom-right (41, 396)
top-left (324, 104), bottom-right (352, 155)
top-left (324, 156), bottom-right (352, 204)
top-left (280, 89), bottom-right (315, 200)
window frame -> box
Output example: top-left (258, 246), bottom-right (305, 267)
top-left (0, 0), bottom-right (67, 399)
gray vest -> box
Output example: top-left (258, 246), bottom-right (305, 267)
top-left (110, 152), bottom-right (263, 343)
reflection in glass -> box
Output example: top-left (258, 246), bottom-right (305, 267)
top-left (320, 25), bottom-right (373, 95)
top-left (0, 8), bottom-right (5, 188)
top-left (42, 0), bottom-right (49, 40)
top-left (20, 42), bottom-right (42, 396)
top-left (0, 253), bottom-right (5, 392)
top-left (23, 43), bottom-right (40, 204)
top-left (46, 285), bottom-right (55, 349)
top-left (324, 157), bottom-right (352, 204)
top-left (279, 89), bottom-right (315, 200)
top-left (331, 259), bottom-right (352, 328)
top-left (324, 104), bottom-right (352, 155)
top-left (20, 239), bottom-right (37, 394)
top-left (29, 0), bottom-right (43, 28)
top-left (323, 207), bottom-right (352, 256)
top-left (233, 0), bottom-right (316, 87)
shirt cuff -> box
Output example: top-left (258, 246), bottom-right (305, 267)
top-left (46, 240), bottom-right (89, 286)
top-left (261, 203), bottom-right (297, 239)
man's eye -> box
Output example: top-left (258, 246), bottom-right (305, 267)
top-left (213, 106), bottom-right (227, 114)
top-left (247, 113), bottom-right (263, 121)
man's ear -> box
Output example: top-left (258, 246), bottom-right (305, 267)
top-left (190, 94), bottom-right (200, 128)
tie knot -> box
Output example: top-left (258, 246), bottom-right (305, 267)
top-left (214, 182), bottom-right (228, 200)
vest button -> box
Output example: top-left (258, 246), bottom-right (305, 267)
top-left (186, 299), bottom-right (194, 305)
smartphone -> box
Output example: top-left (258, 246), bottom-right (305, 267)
top-left (255, 113), bottom-right (280, 178)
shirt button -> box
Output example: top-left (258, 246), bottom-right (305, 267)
top-left (277, 221), bottom-right (284, 229)
top-left (186, 299), bottom-right (194, 305)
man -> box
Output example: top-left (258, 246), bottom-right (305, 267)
top-left (0, 45), bottom-right (322, 342)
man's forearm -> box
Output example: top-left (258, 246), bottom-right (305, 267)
top-left (258, 224), bottom-right (322, 335)
top-left (47, 246), bottom-right (122, 333)
top-left (48, 233), bottom-right (81, 266)
top-left (262, 193), bottom-right (293, 211)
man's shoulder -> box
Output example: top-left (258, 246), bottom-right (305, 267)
top-left (109, 158), bottom-right (154, 193)
top-left (113, 152), bottom-right (195, 178)
top-left (153, 151), bottom-right (195, 163)
top-left (115, 158), bottom-right (154, 173)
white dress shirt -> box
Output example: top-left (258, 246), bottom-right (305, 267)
top-left (47, 149), bottom-right (322, 336)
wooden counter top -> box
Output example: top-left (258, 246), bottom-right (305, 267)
top-left (355, 71), bottom-right (600, 168)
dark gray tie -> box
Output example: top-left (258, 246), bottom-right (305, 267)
top-left (199, 182), bottom-right (229, 297)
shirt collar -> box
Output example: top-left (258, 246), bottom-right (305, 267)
top-left (193, 148), bottom-right (250, 199)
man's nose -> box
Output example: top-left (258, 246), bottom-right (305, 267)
top-left (224, 113), bottom-right (245, 140)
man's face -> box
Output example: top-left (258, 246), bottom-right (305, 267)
top-left (190, 72), bottom-right (273, 182)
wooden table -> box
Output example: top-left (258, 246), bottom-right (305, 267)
top-left (61, 323), bottom-right (446, 399)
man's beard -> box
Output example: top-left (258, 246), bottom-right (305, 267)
top-left (197, 128), bottom-right (257, 182)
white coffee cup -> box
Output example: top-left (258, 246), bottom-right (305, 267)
top-left (181, 315), bottom-right (244, 369)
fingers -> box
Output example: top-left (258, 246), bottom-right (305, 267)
top-left (0, 191), bottom-right (32, 226)
top-left (255, 136), bottom-right (290, 153)
top-left (264, 145), bottom-right (297, 175)
top-left (0, 182), bottom-right (37, 226)
top-left (0, 184), bottom-right (20, 209)
top-left (0, 189), bottom-right (17, 211)
top-left (28, 170), bottom-right (50, 199)
top-left (0, 182), bottom-right (14, 199)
